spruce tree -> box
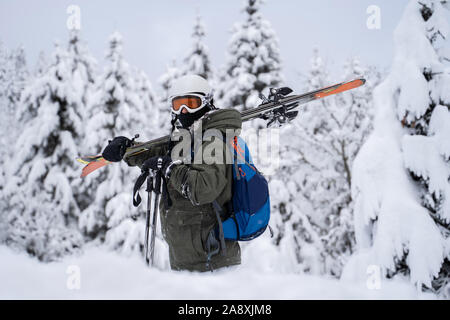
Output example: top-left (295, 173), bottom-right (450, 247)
top-left (319, 56), bottom-right (375, 276)
top-left (134, 68), bottom-right (160, 138)
top-left (269, 49), bottom-right (330, 274)
top-left (34, 51), bottom-right (48, 78)
top-left (0, 41), bottom-right (8, 225)
top-left (5, 45), bottom-right (28, 111)
top-left (351, 0), bottom-right (450, 296)
top-left (217, 0), bottom-right (282, 110)
top-left (3, 42), bottom-right (83, 261)
top-left (0, 40), bottom-right (7, 103)
top-left (66, 31), bottom-right (97, 109)
top-left (79, 32), bottom-right (149, 256)
top-left (1, 44), bottom-right (29, 144)
top-left (399, 0), bottom-right (450, 295)
top-left (181, 13), bottom-right (213, 80)
top-left (157, 61), bottom-right (181, 133)
top-left (64, 31), bottom-right (98, 212)
top-left (271, 49), bottom-right (375, 276)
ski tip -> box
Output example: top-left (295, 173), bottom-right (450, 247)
top-left (80, 158), bottom-right (109, 178)
top-left (356, 78), bottom-right (366, 86)
top-left (347, 78), bottom-right (366, 87)
top-left (314, 78), bottom-right (366, 99)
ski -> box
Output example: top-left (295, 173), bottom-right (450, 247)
top-left (77, 78), bottom-right (365, 177)
top-left (76, 155), bottom-right (110, 178)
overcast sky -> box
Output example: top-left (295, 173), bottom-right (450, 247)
top-left (1, 0), bottom-right (416, 89)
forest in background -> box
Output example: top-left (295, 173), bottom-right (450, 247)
top-left (0, 0), bottom-right (449, 298)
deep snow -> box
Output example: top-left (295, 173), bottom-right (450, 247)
top-left (0, 244), bottom-right (435, 300)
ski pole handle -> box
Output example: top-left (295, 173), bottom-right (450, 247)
top-left (153, 169), bottom-right (162, 195)
top-left (146, 173), bottom-right (154, 193)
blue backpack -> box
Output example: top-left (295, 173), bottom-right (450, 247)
top-left (214, 136), bottom-right (271, 241)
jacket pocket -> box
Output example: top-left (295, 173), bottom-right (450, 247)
top-left (166, 212), bottom-right (206, 262)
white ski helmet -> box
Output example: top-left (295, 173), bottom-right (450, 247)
top-left (168, 75), bottom-right (213, 114)
top-left (169, 74), bottom-right (212, 99)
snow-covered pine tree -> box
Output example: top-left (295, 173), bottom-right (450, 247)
top-left (0, 40), bottom-right (8, 226)
top-left (269, 49), bottom-right (331, 275)
top-left (66, 31), bottom-right (97, 110)
top-left (79, 32), bottom-right (149, 256)
top-left (0, 45), bottom-right (29, 147)
top-left (16, 31), bottom-right (95, 134)
top-left (407, 5), bottom-right (450, 293)
top-left (5, 45), bottom-right (28, 111)
top-left (319, 56), bottom-right (375, 276)
top-left (34, 51), bottom-right (48, 78)
top-left (0, 44), bottom-right (30, 240)
top-left (64, 31), bottom-right (98, 213)
top-left (216, 0), bottom-right (282, 111)
top-left (0, 43), bottom-right (28, 212)
top-left (0, 40), bottom-right (7, 102)
top-left (349, 0), bottom-right (450, 297)
top-left (134, 68), bottom-right (162, 139)
top-left (157, 61), bottom-right (181, 133)
top-left (0, 40), bottom-right (9, 133)
top-left (271, 49), bottom-right (375, 276)
top-left (159, 60), bottom-right (181, 102)
top-left (2, 42), bottom-right (83, 261)
top-left (181, 13), bottom-right (213, 80)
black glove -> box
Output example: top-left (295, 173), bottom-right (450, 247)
top-left (102, 136), bottom-right (132, 162)
top-left (142, 155), bottom-right (173, 177)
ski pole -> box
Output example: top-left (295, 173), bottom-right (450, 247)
top-left (149, 159), bottom-right (163, 266)
top-left (144, 173), bottom-right (154, 265)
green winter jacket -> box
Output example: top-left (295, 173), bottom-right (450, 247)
top-left (125, 109), bottom-right (242, 272)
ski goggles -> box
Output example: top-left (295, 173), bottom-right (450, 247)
top-left (170, 94), bottom-right (206, 114)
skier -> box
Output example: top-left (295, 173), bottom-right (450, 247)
top-left (101, 74), bottom-right (242, 272)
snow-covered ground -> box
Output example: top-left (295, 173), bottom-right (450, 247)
top-left (0, 244), bottom-right (435, 300)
